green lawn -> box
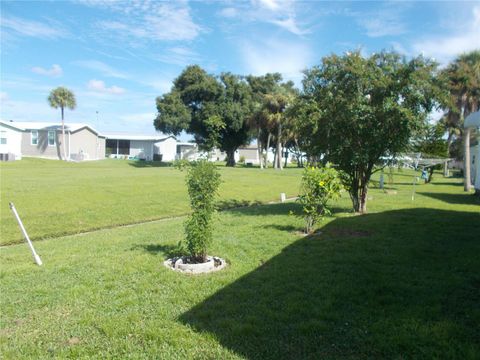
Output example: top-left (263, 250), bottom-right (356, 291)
top-left (0, 158), bottom-right (303, 245)
top-left (1, 160), bottom-right (479, 358)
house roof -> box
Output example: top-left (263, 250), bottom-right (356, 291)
top-left (0, 120), bottom-right (102, 135)
top-left (103, 134), bottom-right (174, 141)
top-left (464, 111), bottom-right (480, 129)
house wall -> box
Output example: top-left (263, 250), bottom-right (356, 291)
top-left (154, 137), bottom-right (176, 161)
top-left (238, 148), bottom-right (259, 164)
top-left (0, 123), bottom-right (22, 160)
top-left (21, 130), bottom-right (65, 159)
top-left (70, 127), bottom-right (104, 160)
top-left (130, 140), bottom-right (154, 160)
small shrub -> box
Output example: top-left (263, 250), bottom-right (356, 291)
top-left (172, 158), bottom-right (191, 170)
top-left (183, 159), bottom-right (221, 262)
top-left (239, 155), bottom-right (246, 164)
top-left (297, 164), bottom-right (343, 234)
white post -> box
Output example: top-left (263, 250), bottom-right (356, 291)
top-left (280, 193), bottom-right (286, 203)
top-left (9, 203), bottom-right (43, 266)
top-left (411, 176), bottom-right (418, 201)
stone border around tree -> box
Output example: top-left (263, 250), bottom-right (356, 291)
top-left (163, 256), bottom-right (227, 274)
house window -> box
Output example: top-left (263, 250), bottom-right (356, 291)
top-left (0, 131), bottom-right (6, 145)
top-left (31, 130), bottom-right (38, 145)
top-left (48, 131), bottom-right (56, 146)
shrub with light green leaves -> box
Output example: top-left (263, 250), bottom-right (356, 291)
top-left (297, 164), bottom-right (343, 234)
top-left (184, 159), bottom-right (221, 262)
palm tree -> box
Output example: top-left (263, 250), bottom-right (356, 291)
top-left (441, 51), bottom-right (480, 191)
top-left (48, 87), bottom-right (76, 161)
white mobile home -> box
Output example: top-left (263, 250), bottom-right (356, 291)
top-left (0, 120), bottom-right (105, 161)
top-left (464, 111), bottom-right (480, 194)
top-left (104, 134), bottom-right (176, 161)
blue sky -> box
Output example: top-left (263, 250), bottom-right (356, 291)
top-left (1, 0), bottom-right (479, 137)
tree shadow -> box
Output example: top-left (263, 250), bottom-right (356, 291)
top-left (430, 181), bottom-right (464, 186)
top-left (418, 192), bottom-right (480, 206)
top-left (130, 243), bottom-right (180, 257)
top-left (179, 208), bottom-right (480, 359)
top-left (128, 161), bottom-right (172, 168)
top-left (216, 199), bottom-right (264, 211)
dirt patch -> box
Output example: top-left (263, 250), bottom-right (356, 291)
top-left (67, 337), bottom-right (81, 345)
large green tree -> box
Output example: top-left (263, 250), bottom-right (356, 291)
top-left (154, 66), bottom-right (253, 166)
top-left (440, 50), bottom-right (480, 191)
top-left (47, 87), bottom-right (76, 160)
top-left (296, 51), bottom-right (442, 213)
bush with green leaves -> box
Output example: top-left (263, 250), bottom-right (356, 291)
top-left (183, 159), bottom-right (221, 262)
top-left (297, 164), bottom-right (343, 234)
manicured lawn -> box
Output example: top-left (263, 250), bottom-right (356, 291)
top-left (0, 166), bottom-right (478, 358)
top-left (0, 158), bottom-right (303, 245)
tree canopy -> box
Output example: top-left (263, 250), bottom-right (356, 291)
top-left (154, 65), bottom-right (253, 166)
top-left (294, 51), bottom-right (443, 212)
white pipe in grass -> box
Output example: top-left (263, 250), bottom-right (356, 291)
top-left (9, 202), bottom-right (43, 266)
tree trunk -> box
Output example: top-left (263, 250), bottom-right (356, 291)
top-left (446, 130), bottom-right (454, 157)
top-left (464, 128), bottom-right (471, 191)
top-left (265, 133), bottom-right (271, 169)
top-left (257, 130), bottom-right (263, 169)
top-left (276, 123), bottom-right (282, 170)
top-left (284, 144), bottom-right (288, 168)
top-left (226, 149), bottom-right (236, 167)
top-left (61, 107), bottom-right (67, 161)
top-left (359, 183), bottom-right (368, 213)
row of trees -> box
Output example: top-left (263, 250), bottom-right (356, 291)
top-left (154, 50), bottom-right (479, 213)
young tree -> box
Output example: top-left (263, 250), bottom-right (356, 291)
top-left (48, 87), bottom-right (76, 160)
top-left (184, 160), bottom-right (221, 263)
top-left (296, 51), bottom-right (442, 213)
top-left (154, 66), bottom-right (253, 166)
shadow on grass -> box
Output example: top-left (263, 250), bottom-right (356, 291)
top-left (131, 243), bottom-right (180, 257)
top-left (180, 208), bottom-right (480, 359)
top-left (418, 191), bottom-right (480, 206)
top-left (216, 199), bottom-right (263, 211)
top-left (128, 161), bottom-right (172, 168)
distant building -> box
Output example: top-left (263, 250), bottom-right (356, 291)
top-left (464, 111), bottom-right (480, 194)
top-left (0, 120), bottom-right (105, 161)
top-left (104, 134), bottom-right (177, 161)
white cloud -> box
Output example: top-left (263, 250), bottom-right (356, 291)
top-left (217, 0), bottom-right (308, 36)
top-left (240, 38), bottom-right (312, 84)
top-left (86, 1), bottom-right (201, 42)
top-left (31, 64), bottom-right (63, 77)
top-left (87, 79), bottom-right (126, 94)
top-left (354, 4), bottom-right (408, 38)
top-left (0, 92), bottom-right (9, 102)
top-left (256, 0), bottom-right (281, 11)
top-left (218, 7), bottom-right (238, 18)
top-left (1, 15), bottom-right (67, 39)
top-left (73, 60), bottom-right (128, 79)
top-left (411, 6), bottom-right (480, 64)
top-left (359, 18), bottom-right (406, 38)
top-left (270, 17), bottom-right (307, 35)
top-left (154, 47), bottom-right (201, 66)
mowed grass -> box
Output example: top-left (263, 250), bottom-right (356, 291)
top-left (0, 165), bottom-right (479, 359)
top-left (0, 158), bottom-right (303, 245)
